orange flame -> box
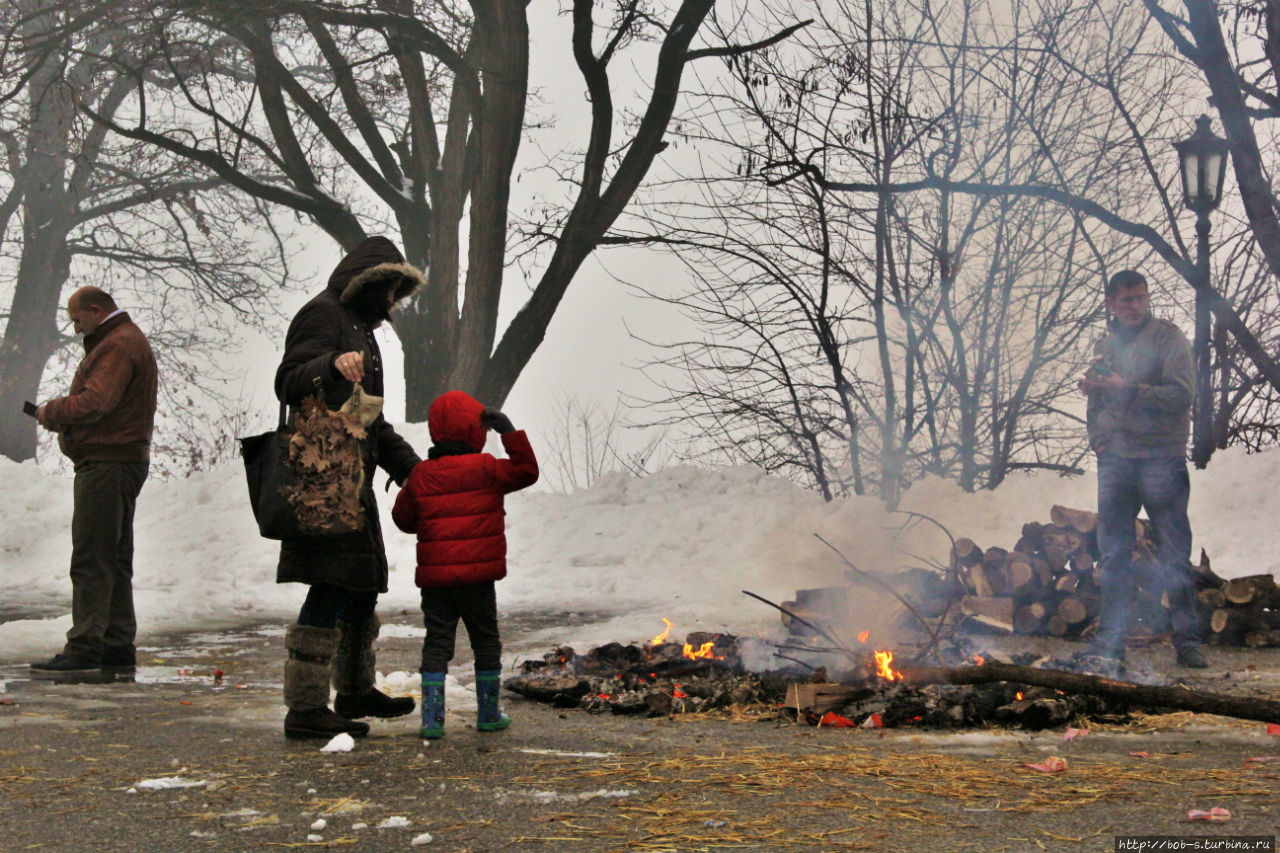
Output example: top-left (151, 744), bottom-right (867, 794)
top-left (1015, 691), bottom-right (1024, 701)
top-left (974, 654), bottom-right (985, 666)
top-left (874, 650), bottom-right (899, 681)
top-left (857, 630), bottom-right (870, 644)
top-left (652, 618), bottom-right (673, 645)
top-left (683, 641), bottom-right (721, 660)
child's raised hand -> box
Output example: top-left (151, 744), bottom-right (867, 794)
top-left (480, 408), bottom-right (516, 434)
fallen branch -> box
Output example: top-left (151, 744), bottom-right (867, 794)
top-left (898, 661), bottom-right (1280, 726)
top-left (741, 589), bottom-right (850, 652)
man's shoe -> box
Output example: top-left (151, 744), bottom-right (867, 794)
top-left (101, 646), bottom-right (137, 675)
top-left (30, 653), bottom-right (101, 675)
top-left (283, 707), bottom-right (371, 740)
top-left (334, 688), bottom-right (415, 720)
top-left (1176, 646), bottom-right (1209, 669)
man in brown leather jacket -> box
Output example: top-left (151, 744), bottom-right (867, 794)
top-left (30, 286), bottom-right (158, 677)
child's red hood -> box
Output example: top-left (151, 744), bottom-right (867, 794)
top-left (428, 390), bottom-right (486, 450)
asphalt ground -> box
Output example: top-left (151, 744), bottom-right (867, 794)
top-left (1, 620), bottom-right (1279, 852)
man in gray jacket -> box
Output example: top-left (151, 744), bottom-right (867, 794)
top-left (1081, 269), bottom-right (1206, 674)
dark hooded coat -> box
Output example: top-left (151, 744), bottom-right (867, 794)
top-left (274, 236), bottom-right (424, 592)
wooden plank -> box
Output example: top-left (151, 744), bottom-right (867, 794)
top-left (784, 683), bottom-right (863, 715)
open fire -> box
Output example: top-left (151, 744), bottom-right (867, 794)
top-left (503, 614), bottom-right (1197, 731)
top-left (506, 618), bottom-right (941, 721)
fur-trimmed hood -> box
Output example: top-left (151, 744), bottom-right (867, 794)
top-left (339, 261), bottom-right (424, 305)
top-left (325, 235), bottom-right (424, 306)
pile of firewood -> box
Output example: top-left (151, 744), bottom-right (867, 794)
top-left (914, 505), bottom-right (1280, 648)
top-left (1203, 575), bottom-right (1280, 647)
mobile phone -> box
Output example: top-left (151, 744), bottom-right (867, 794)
top-left (22, 401), bottom-right (37, 417)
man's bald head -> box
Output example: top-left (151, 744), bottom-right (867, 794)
top-left (67, 286), bottom-right (118, 336)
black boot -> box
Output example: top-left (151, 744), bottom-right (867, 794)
top-left (335, 688), bottom-right (416, 719)
top-left (333, 615), bottom-right (415, 720)
top-left (283, 624), bottom-right (369, 740)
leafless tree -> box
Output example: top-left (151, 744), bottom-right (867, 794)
top-left (624, 0), bottom-right (1124, 507)
top-left (65, 0), bottom-right (806, 422)
top-left (762, 0), bottom-right (1280, 469)
top-left (1136, 0), bottom-right (1280, 457)
top-left (0, 0), bottom-right (291, 467)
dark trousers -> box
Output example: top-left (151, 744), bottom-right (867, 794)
top-left (64, 461), bottom-right (149, 658)
top-left (297, 584), bottom-right (378, 629)
top-left (1094, 453), bottom-right (1200, 655)
top-left (420, 582), bottom-right (501, 673)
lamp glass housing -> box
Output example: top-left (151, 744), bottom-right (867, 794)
top-left (1174, 115), bottom-right (1229, 213)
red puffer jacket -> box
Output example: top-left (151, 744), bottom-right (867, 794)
top-left (392, 391), bottom-right (539, 588)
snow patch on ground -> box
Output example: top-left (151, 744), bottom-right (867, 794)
top-left (134, 776), bottom-right (207, 790)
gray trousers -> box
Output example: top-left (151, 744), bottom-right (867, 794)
top-left (63, 461), bottom-right (148, 658)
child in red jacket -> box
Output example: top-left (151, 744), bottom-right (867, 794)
top-left (391, 390), bottom-right (539, 738)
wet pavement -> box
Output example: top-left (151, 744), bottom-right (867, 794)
top-left (1, 621), bottom-right (1279, 851)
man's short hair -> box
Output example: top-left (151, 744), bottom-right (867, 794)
top-left (72, 286), bottom-right (118, 313)
top-left (1106, 270), bottom-right (1147, 298)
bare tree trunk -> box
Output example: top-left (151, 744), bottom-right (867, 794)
top-left (0, 0), bottom-right (73, 462)
top-left (1180, 0), bottom-right (1280, 283)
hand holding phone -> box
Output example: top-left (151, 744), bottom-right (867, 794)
top-left (23, 401), bottom-right (37, 418)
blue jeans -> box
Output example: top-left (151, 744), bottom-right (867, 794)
top-left (297, 584), bottom-right (377, 629)
top-left (1094, 454), bottom-right (1199, 655)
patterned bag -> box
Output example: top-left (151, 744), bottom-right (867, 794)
top-left (240, 384), bottom-right (381, 539)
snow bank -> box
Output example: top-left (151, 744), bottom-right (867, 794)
top-left (2, 441), bottom-right (1277, 663)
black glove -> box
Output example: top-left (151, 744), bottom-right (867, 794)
top-left (480, 408), bottom-right (515, 434)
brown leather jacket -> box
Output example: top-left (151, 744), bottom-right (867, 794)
top-left (43, 312), bottom-right (158, 465)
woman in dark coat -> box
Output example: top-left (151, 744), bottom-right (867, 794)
top-left (274, 235), bottom-right (424, 740)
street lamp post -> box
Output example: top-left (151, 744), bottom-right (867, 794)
top-left (1173, 115), bottom-right (1229, 469)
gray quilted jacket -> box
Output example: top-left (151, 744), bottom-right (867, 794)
top-left (1086, 316), bottom-right (1193, 458)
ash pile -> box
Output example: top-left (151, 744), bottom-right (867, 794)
top-left (505, 633), bottom-right (791, 716)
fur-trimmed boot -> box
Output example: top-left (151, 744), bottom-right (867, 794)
top-left (420, 672), bottom-right (446, 739)
top-left (283, 624), bottom-right (370, 740)
top-left (475, 669), bottom-right (510, 732)
top-left (332, 614), bottom-right (415, 720)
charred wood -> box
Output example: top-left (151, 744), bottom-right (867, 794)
top-left (899, 661), bottom-right (1280, 725)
